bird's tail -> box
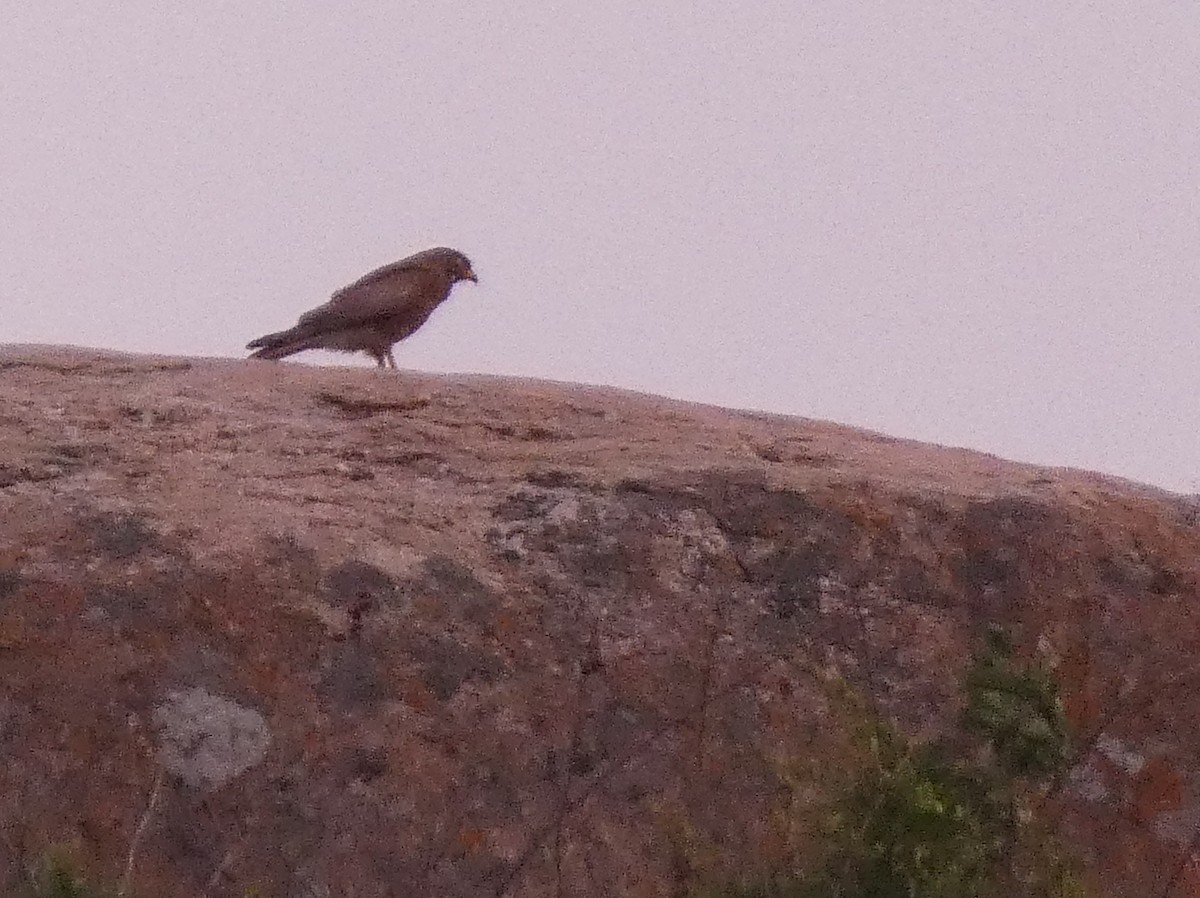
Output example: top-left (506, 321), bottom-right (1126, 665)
top-left (246, 327), bottom-right (320, 361)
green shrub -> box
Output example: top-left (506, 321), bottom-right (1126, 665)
top-left (831, 736), bottom-right (1001, 897)
top-left (964, 628), bottom-right (1068, 778)
top-left (20, 850), bottom-right (114, 898)
top-left (692, 627), bottom-right (1087, 898)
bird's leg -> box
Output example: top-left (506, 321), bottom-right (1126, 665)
top-left (386, 349), bottom-right (398, 370)
top-left (373, 354), bottom-right (386, 369)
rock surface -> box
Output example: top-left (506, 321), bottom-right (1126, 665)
top-left (1, 345), bottom-right (1199, 896)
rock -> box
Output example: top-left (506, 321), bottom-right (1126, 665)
top-left (153, 688), bottom-right (270, 791)
top-left (0, 344), bottom-right (1198, 897)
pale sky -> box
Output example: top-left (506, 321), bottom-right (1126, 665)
top-left (3, 3), bottom-right (1199, 491)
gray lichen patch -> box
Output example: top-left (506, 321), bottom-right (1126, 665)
top-left (153, 687), bottom-right (270, 791)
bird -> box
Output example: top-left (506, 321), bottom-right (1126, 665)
top-left (246, 246), bottom-right (478, 369)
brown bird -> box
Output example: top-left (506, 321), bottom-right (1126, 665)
top-left (247, 246), bottom-right (478, 369)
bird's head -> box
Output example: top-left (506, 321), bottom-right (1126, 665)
top-left (432, 247), bottom-right (477, 282)
top-left (453, 252), bottom-right (479, 284)
top-left (417, 246), bottom-right (477, 284)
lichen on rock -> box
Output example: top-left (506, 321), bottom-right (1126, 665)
top-left (152, 687), bottom-right (270, 792)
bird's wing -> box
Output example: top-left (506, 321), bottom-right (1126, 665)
top-left (298, 265), bottom-right (431, 332)
top-left (333, 255), bottom-right (427, 301)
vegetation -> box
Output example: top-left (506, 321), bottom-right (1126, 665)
top-left (10, 850), bottom-right (115, 898)
top-left (964, 627), bottom-right (1068, 778)
top-left (693, 626), bottom-right (1086, 898)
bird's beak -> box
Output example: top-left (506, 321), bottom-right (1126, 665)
top-left (464, 268), bottom-right (478, 283)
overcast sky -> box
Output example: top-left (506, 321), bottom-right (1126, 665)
top-left (3, 2), bottom-right (1198, 491)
